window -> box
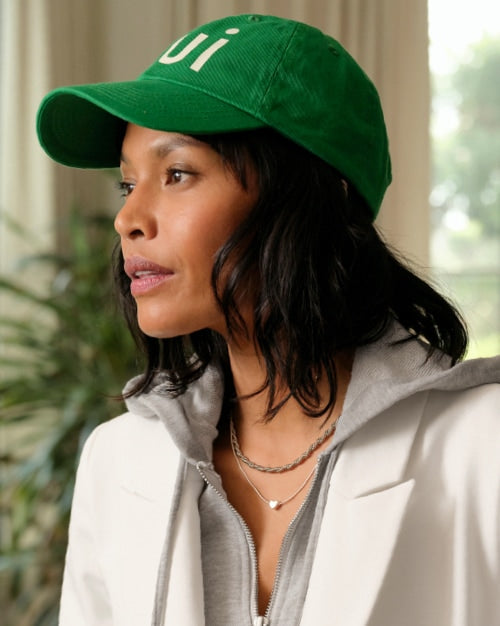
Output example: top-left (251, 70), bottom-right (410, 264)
top-left (429, 0), bottom-right (500, 357)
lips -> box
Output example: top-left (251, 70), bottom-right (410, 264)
top-left (124, 256), bottom-right (174, 296)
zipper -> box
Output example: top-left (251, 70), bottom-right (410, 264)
top-left (197, 463), bottom-right (262, 624)
top-left (197, 456), bottom-right (324, 626)
top-left (263, 457), bottom-right (323, 622)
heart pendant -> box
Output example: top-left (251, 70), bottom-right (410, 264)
top-left (268, 500), bottom-right (281, 510)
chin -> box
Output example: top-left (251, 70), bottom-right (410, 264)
top-left (136, 316), bottom-right (181, 339)
top-left (138, 323), bottom-right (188, 339)
top-left (135, 307), bottom-right (225, 340)
top-left (137, 315), bottom-right (209, 339)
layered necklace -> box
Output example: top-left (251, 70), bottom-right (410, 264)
top-left (229, 415), bottom-right (338, 510)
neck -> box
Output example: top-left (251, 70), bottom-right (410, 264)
top-left (225, 339), bottom-right (353, 461)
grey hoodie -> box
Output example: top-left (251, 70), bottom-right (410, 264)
top-left (124, 323), bottom-right (500, 625)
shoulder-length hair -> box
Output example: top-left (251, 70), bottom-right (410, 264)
top-left (112, 128), bottom-right (467, 419)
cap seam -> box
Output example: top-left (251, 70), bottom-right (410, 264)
top-left (257, 22), bottom-right (301, 116)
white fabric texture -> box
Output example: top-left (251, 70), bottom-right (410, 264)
top-left (59, 387), bottom-right (500, 625)
top-left (58, 330), bottom-right (500, 625)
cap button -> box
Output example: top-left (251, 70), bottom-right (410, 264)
top-left (327, 42), bottom-right (340, 56)
top-left (248, 15), bottom-right (262, 22)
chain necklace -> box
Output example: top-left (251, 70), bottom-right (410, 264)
top-left (229, 415), bottom-right (337, 474)
top-left (230, 430), bottom-right (317, 510)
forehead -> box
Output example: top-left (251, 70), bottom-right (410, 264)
top-left (120, 124), bottom-right (207, 164)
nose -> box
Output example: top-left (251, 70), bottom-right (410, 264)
top-left (114, 187), bottom-right (157, 240)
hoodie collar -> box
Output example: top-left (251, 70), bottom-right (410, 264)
top-left (124, 323), bottom-right (500, 462)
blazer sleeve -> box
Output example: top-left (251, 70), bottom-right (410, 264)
top-left (59, 426), bottom-right (114, 625)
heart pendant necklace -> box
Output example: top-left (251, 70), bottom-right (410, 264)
top-left (231, 433), bottom-right (317, 510)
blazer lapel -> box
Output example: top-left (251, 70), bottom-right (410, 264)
top-left (162, 463), bottom-right (206, 625)
top-left (118, 421), bottom-right (206, 626)
top-left (301, 392), bottom-right (428, 625)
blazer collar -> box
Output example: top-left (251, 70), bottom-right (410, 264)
top-left (302, 392), bottom-right (426, 625)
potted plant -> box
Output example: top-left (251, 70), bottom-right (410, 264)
top-left (0, 210), bottom-right (138, 625)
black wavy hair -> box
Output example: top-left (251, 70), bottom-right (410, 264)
top-left (112, 128), bottom-right (467, 420)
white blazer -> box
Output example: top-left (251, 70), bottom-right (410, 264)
top-left (59, 383), bottom-right (500, 625)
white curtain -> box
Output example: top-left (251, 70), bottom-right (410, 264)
top-left (0, 0), bottom-right (430, 275)
top-left (0, 0), bottom-right (54, 276)
top-left (0, 0), bottom-right (107, 279)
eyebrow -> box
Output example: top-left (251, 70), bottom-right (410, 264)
top-left (120, 133), bottom-right (204, 164)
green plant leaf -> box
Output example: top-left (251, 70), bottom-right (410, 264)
top-left (1, 209), bottom-right (137, 624)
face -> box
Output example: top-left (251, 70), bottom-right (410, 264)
top-left (114, 123), bottom-right (258, 338)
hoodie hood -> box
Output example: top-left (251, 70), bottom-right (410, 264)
top-left (334, 323), bottom-right (500, 447)
top-left (124, 323), bottom-right (500, 464)
top-left (124, 362), bottom-right (223, 464)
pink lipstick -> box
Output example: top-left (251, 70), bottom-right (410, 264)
top-left (124, 256), bottom-right (174, 296)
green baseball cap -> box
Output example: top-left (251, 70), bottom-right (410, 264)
top-left (36, 14), bottom-right (391, 217)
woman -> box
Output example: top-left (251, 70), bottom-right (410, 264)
top-left (37, 14), bottom-right (499, 626)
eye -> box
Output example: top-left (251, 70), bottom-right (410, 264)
top-left (166, 168), bottom-right (191, 185)
top-left (116, 180), bottom-right (135, 198)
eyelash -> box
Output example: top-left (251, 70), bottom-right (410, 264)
top-left (116, 181), bottom-right (135, 198)
top-left (116, 168), bottom-right (191, 198)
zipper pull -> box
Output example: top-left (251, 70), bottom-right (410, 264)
top-left (253, 617), bottom-right (270, 626)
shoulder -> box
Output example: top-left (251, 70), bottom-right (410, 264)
top-left (411, 384), bottom-right (500, 560)
top-left (83, 410), bottom-right (167, 451)
top-left (415, 383), bottom-right (500, 499)
top-left (422, 382), bottom-right (500, 445)
top-left (81, 411), bottom-right (169, 460)
top-left (77, 411), bottom-right (177, 494)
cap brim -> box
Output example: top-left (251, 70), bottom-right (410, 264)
top-left (36, 79), bottom-right (264, 168)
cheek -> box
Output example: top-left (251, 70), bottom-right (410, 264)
top-left (180, 209), bottom-right (245, 274)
